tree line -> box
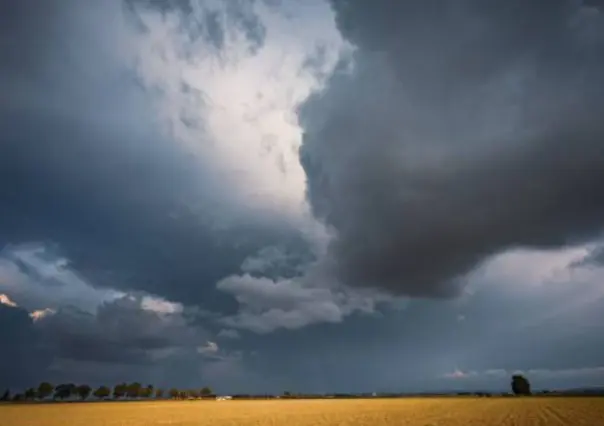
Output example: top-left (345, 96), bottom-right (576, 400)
top-left (0, 382), bottom-right (214, 402)
top-left (0, 375), bottom-right (561, 403)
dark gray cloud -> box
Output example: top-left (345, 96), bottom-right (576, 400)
top-left (2, 0), bottom-right (604, 395)
top-left (299, 0), bottom-right (604, 297)
top-left (0, 0), bottom-right (321, 390)
top-left (2, 246), bottom-right (604, 393)
top-left (227, 281), bottom-right (604, 393)
top-left (36, 294), bottom-right (205, 366)
top-left (0, 303), bottom-right (52, 389)
top-left (0, 288), bottom-right (226, 390)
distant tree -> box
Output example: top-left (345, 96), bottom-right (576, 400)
top-left (24, 388), bottom-right (37, 400)
top-left (54, 384), bottom-right (76, 400)
top-left (12, 393), bottom-right (24, 402)
top-left (283, 391), bottom-right (291, 398)
top-left (93, 386), bottom-right (111, 400)
top-left (1, 389), bottom-right (10, 401)
top-left (37, 382), bottom-right (54, 400)
top-left (200, 386), bottom-right (212, 397)
top-left (140, 384), bottom-right (154, 398)
top-left (189, 389), bottom-right (200, 399)
top-left (113, 383), bottom-right (127, 399)
top-left (155, 388), bottom-right (164, 399)
top-left (76, 384), bottom-right (92, 400)
top-left (511, 375), bottom-right (532, 396)
top-left (126, 382), bottom-right (142, 399)
top-left (169, 388), bottom-right (179, 399)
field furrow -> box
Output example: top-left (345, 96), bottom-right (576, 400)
top-left (0, 397), bottom-right (602, 426)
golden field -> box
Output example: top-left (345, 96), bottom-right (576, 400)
top-left (1, 397), bottom-right (603, 426)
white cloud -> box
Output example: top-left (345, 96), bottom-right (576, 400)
top-left (462, 243), bottom-right (604, 327)
top-left (197, 341), bottom-right (219, 355)
top-left (0, 293), bottom-right (17, 308)
top-left (472, 246), bottom-right (591, 290)
top-left (0, 243), bottom-right (125, 313)
top-left (443, 369), bottom-right (472, 379)
top-left (29, 308), bottom-right (56, 322)
top-left (118, 1), bottom-right (390, 334)
top-left (128, 0), bottom-right (346, 230)
top-left (141, 295), bottom-right (183, 315)
top-left (0, 242), bottom-right (193, 332)
top-left (216, 271), bottom-right (392, 333)
top-left (443, 369), bottom-right (509, 380)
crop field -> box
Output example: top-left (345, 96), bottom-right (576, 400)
top-left (1, 397), bottom-right (602, 426)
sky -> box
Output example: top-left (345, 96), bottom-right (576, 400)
top-left (1, 0), bottom-right (604, 394)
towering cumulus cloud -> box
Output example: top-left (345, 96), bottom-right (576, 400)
top-left (0, 0), bottom-right (340, 306)
top-left (299, 0), bottom-right (604, 297)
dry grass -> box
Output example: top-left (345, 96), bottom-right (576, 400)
top-left (1, 397), bottom-right (603, 426)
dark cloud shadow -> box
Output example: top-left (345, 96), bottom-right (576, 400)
top-left (299, 0), bottom-right (604, 297)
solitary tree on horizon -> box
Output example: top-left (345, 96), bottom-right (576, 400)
top-left (511, 375), bottom-right (532, 396)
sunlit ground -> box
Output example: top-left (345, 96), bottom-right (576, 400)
top-left (1, 397), bottom-right (603, 426)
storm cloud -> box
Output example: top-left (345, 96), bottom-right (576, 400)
top-left (0, 0), bottom-right (314, 310)
top-left (299, 0), bottom-right (604, 297)
top-left (2, 0), bottom-right (604, 394)
top-left (0, 302), bottom-right (51, 389)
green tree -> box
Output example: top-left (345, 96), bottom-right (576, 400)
top-left (93, 386), bottom-right (111, 400)
top-left (12, 393), bottom-right (24, 402)
top-left (24, 388), bottom-right (36, 400)
top-left (126, 382), bottom-right (142, 398)
top-left (54, 383), bottom-right (76, 400)
top-left (76, 384), bottom-right (92, 400)
top-left (511, 375), bottom-right (532, 396)
top-left (1, 389), bottom-right (10, 401)
top-left (200, 386), bottom-right (212, 396)
top-left (37, 382), bottom-right (54, 400)
top-left (113, 383), bottom-right (127, 399)
top-left (155, 388), bottom-right (164, 399)
top-left (169, 388), bottom-right (179, 399)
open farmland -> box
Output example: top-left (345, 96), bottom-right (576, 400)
top-left (1, 397), bottom-right (602, 426)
